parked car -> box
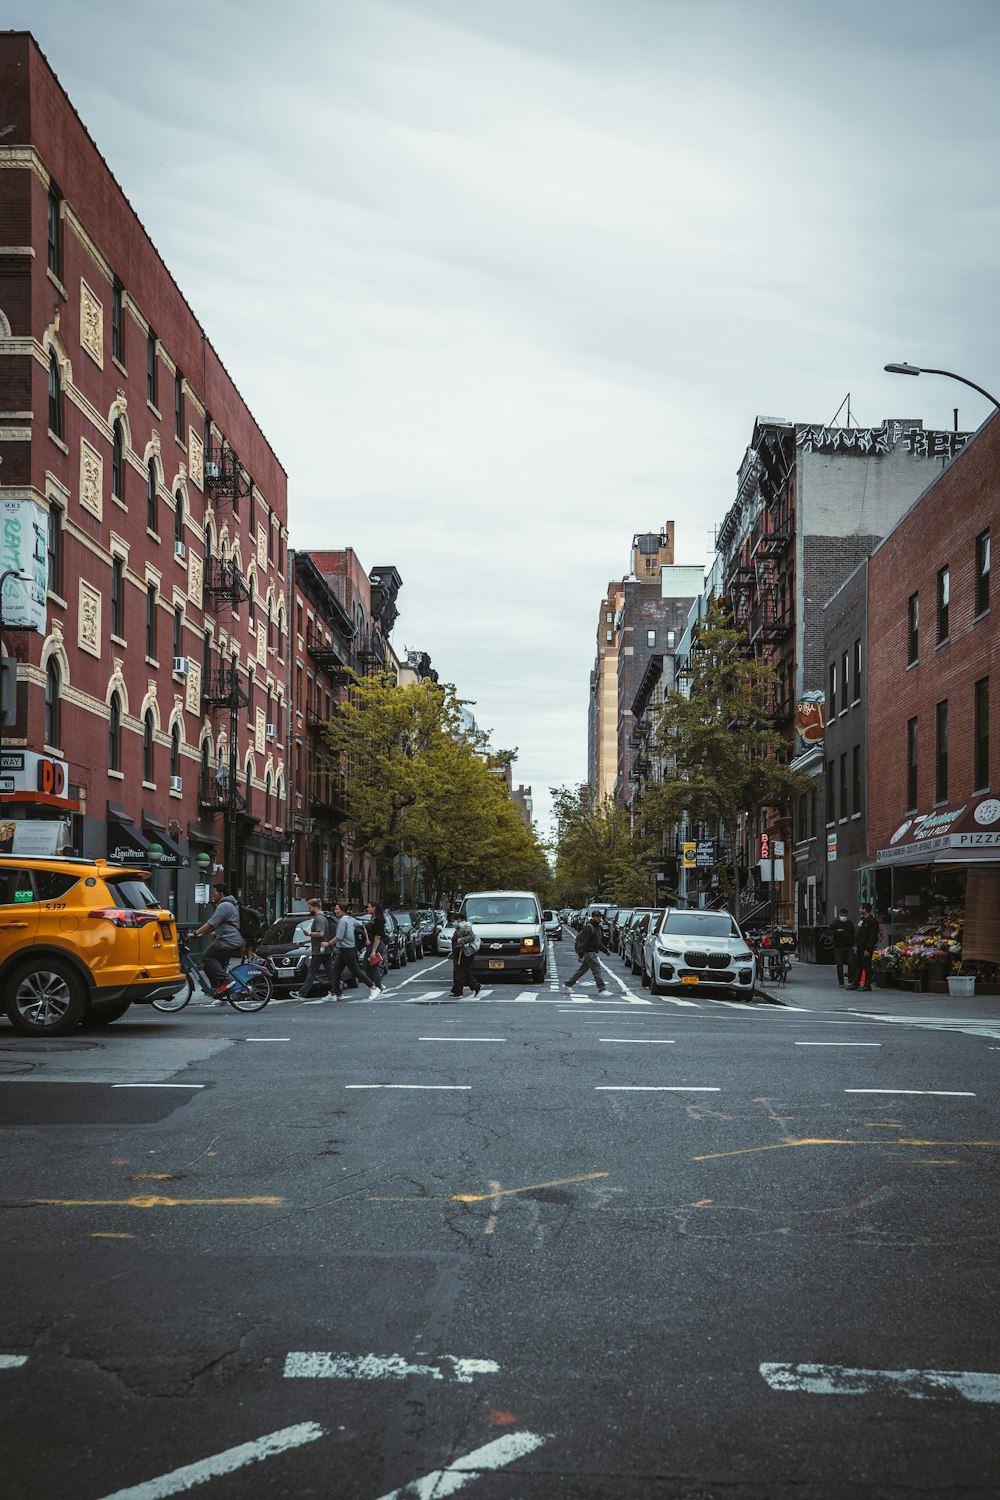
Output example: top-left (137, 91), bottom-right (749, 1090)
top-left (0, 854), bottom-right (184, 1036)
top-left (542, 909), bottom-right (562, 941)
top-left (391, 909), bottom-right (421, 963)
top-left (622, 909), bottom-right (659, 972)
top-left (459, 890), bottom-right (547, 983)
top-left (437, 916), bottom-right (458, 956)
top-left (610, 908), bottom-right (634, 953)
top-left (414, 909), bottom-right (437, 954)
top-left (641, 907), bottom-right (755, 996)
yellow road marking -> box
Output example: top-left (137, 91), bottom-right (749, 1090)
top-left (694, 1139), bottom-right (1000, 1162)
top-left (128, 1173), bottom-right (177, 1181)
top-left (90, 1232), bottom-right (134, 1239)
top-left (34, 1195), bottom-right (284, 1208)
top-left (369, 1171), bottom-right (610, 1204)
top-left (864, 1122), bottom-right (903, 1128)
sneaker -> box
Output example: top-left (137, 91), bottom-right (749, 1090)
top-left (370, 988), bottom-right (383, 997)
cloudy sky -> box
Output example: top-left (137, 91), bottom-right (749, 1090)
top-left (14, 0), bottom-right (1000, 833)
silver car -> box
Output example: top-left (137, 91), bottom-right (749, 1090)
top-left (642, 908), bottom-right (755, 996)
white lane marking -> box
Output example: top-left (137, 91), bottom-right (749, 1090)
top-left (0, 1354), bottom-right (27, 1369)
top-left (92, 1421), bottom-right (325, 1500)
top-left (597, 956), bottom-right (634, 997)
top-left (394, 960), bottom-right (448, 988)
top-left (418, 1037), bottom-right (506, 1043)
top-left (111, 1084), bottom-right (205, 1090)
top-left (760, 1362), bottom-right (1000, 1403)
top-left (558, 1008), bottom-right (644, 1016)
top-left (598, 1038), bottom-right (676, 1045)
top-left (796, 1042), bottom-right (881, 1047)
top-left (244, 1038), bottom-right (291, 1042)
top-left (514, 991), bottom-right (538, 1003)
top-left (711, 999), bottom-right (756, 1010)
top-left (775, 1003), bottom-right (813, 1012)
top-left (596, 1085), bottom-right (721, 1093)
top-left (657, 996), bottom-right (701, 1008)
top-left (373, 1430), bottom-right (549, 1500)
top-left (844, 1089), bottom-right (975, 1096)
top-left (284, 1352), bottom-right (499, 1382)
top-left (344, 1084), bottom-right (472, 1091)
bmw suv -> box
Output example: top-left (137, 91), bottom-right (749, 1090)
top-left (642, 907), bottom-right (755, 996)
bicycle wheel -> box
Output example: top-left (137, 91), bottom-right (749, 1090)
top-left (227, 969), bottom-right (272, 1012)
top-left (152, 974), bottom-right (194, 1012)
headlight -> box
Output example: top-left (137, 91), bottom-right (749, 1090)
top-left (657, 945), bottom-right (683, 958)
top-left (522, 937), bottom-right (538, 948)
top-left (735, 949), bottom-right (754, 961)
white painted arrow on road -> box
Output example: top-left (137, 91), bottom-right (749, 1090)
top-left (284, 1351), bottom-right (499, 1383)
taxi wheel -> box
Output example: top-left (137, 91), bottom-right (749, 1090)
top-left (6, 959), bottom-right (88, 1036)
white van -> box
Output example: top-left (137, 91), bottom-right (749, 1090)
top-left (458, 890), bottom-right (547, 983)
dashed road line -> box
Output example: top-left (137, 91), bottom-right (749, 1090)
top-left (0, 1354), bottom-right (27, 1369)
top-left (596, 1085), bottom-right (721, 1093)
top-left (844, 1088), bottom-right (975, 1096)
top-left (344, 1084), bottom-right (472, 1091)
top-left (760, 1362), bottom-right (1000, 1403)
top-left (111, 1083), bottom-right (205, 1090)
top-left (284, 1352), bottom-right (498, 1382)
top-left (92, 1421), bottom-right (325, 1500)
top-left (796, 1042), bottom-right (881, 1047)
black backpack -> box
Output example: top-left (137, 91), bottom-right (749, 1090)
top-left (237, 904), bottom-right (265, 944)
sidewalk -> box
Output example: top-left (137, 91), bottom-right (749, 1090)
top-left (757, 958), bottom-right (1000, 1022)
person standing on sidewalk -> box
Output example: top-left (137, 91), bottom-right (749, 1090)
top-left (451, 918), bottom-right (482, 997)
top-left (291, 899), bottom-right (337, 999)
top-left (330, 901), bottom-right (382, 1000)
top-left (828, 907), bottom-right (855, 988)
top-left (850, 902), bottom-right (880, 992)
top-left (564, 910), bottom-right (608, 993)
top-left (366, 901), bottom-right (389, 991)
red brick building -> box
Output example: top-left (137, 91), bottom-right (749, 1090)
top-left (866, 409), bottom-right (998, 947)
top-left (0, 33), bottom-right (289, 922)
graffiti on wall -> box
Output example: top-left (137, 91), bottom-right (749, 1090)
top-left (796, 422), bottom-right (970, 459)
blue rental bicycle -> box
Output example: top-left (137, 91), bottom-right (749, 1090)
top-left (152, 935), bottom-right (273, 1012)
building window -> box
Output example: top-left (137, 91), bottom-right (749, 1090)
top-left (47, 350), bottom-right (63, 438)
top-left (47, 184), bottom-right (62, 279)
top-left (647, 629), bottom-right (656, 647)
top-left (247, 667), bottom-right (254, 722)
top-left (174, 490), bottom-right (185, 550)
top-left (44, 658), bottom-right (61, 747)
top-left (108, 692), bottom-right (122, 772)
top-left (146, 460), bottom-right (158, 534)
top-left (143, 710), bottom-right (155, 783)
top-left (666, 629), bottom-right (676, 649)
top-left (264, 773), bottom-right (272, 828)
top-left (276, 608), bottom-right (285, 659)
top-left (172, 605), bottom-right (183, 660)
top-left (935, 700), bottom-right (948, 803)
top-left (606, 630), bottom-right (612, 643)
top-left (605, 613), bottom-right (612, 625)
top-left (937, 566), bottom-right (949, 643)
top-left (267, 602), bottom-right (274, 652)
top-left (267, 513), bottom-right (275, 562)
top-left (170, 724), bottom-right (181, 781)
top-left (203, 627), bottom-right (213, 676)
top-left (247, 575), bottom-right (255, 626)
top-left (839, 752), bottom-right (847, 821)
top-left (840, 651), bottom-right (849, 714)
top-left (974, 677), bottom-right (990, 790)
top-left (47, 504), bottom-right (63, 597)
top-left (828, 662), bottom-right (837, 716)
top-left (852, 744), bottom-right (862, 816)
top-left (145, 582), bottom-right (157, 659)
top-left (147, 330), bottom-right (158, 408)
top-left (111, 557), bottom-right (125, 637)
top-left (112, 419), bottom-right (125, 500)
top-left (907, 592), bottom-right (919, 664)
top-left (174, 370), bottom-right (183, 440)
top-left (277, 530), bottom-right (284, 574)
top-left (906, 717), bottom-right (918, 811)
top-left (112, 278), bottom-right (124, 363)
top-left (852, 639), bottom-right (862, 704)
top-left (826, 758), bottom-right (835, 824)
top-left (976, 529), bottom-right (990, 617)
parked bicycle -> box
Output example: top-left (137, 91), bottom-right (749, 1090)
top-left (152, 935), bottom-right (273, 1013)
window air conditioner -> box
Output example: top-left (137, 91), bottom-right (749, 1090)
top-left (170, 774), bottom-right (183, 793)
top-left (174, 540), bottom-right (187, 561)
top-left (173, 656), bottom-right (190, 675)
top-left (266, 723), bottom-right (277, 740)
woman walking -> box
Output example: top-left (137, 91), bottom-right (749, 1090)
top-left (451, 916), bottom-right (481, 997)
top-left (366, 901), bottom-right (389, 992)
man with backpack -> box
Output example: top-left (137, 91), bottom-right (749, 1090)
top-left (327, 901), bottom-right (382, 1001)
top-left (192, 882), bottom-right (245, 999)
top-left (291, 898), bottom-right (338, 1000)
top-left (564, 909), bottom-right (608, 993)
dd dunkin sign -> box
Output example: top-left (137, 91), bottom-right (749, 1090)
top-left (795, 691), bottom-right (826, 746)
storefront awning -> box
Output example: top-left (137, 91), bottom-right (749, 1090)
top-left (876, 795), bottom-right (1000, 866)
top-left (187, 820), bottom-right (221, 847)
top-left (107, 820), bottom-right (156, 866)
top-left (141, 820), bottom-right (190, 869)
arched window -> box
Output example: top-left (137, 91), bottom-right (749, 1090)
top-left (267, 600), bottom-right (274, 652)
top-left (108, 692), bottom-right (122, 772)
top-left (48, 350), bottom-right (63, 438)
top-left (45, 658), bottom-right (61, 747)
top-left (147, 460), bottom-right (158, 534)
top-left (174, 489), bottom-right (185, 550)
top-left (200, 738), bottom-right (210, 797)
top-left (170, 723), bottom-right (181, 780)
top-left (112, 419), bottom-right (125, 500)
top-left (143, 709), bottom-right (155, 783)
top-left (264, 773), bottom-right (272, 828)
top-left (276, 608), bottom-right (284, 660)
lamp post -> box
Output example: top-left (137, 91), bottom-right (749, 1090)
top-left (147, 842), bottom-right (164, 909)
top-left (196, 851), bottom-right (212, 921)
top-left (884, 362), bottom-right (1000, 409)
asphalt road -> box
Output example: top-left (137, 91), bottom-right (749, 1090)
top-left (2, 942), bottom-right (999, 1499)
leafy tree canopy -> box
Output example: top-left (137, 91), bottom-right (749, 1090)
top-left (552, 784), bottom-right (656, 907)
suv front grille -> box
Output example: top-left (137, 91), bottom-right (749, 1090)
top-left (684, 951), bottom-right (730, 970)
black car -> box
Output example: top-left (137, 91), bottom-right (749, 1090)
top-left (257, 911), bottom-right (338, 995)
top-left (390, 909), bottom-right (421, 963)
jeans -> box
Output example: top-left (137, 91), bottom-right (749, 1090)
top-left (367, 948), bottom-right (388, 989)
top-left (299, 946), bottom-right (337, 997)
top-left (331, 947), bottom-right (377, 995)
top-left (203, 941), bottom-right (243, 989)
top-left (566, 953), bottom-right (606, 991)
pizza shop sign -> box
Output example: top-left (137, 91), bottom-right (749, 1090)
top-left (878, 797), bottom-right (1000, 863)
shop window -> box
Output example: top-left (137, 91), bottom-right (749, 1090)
top-left (906, 717), bottom-right (918, 811)
top-left (935, 700), bottom-right (948, 803)
top-left (45, 658), bottom-right (61, 748)
top-left (47, 350), bottom-right (63, 439)
top-left (976, 529), bottom-right (990, 617)
top-left (108, 692), bottom-right (122, 772)
top-left (907, 593), bottom-right (919, 664)
top-left (974, 677), bottom-right (989, 791)
top-left (937, 566), bottom-right (949, 644)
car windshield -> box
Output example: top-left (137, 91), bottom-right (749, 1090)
top-left (261, 917), bottom-right (308, 945)
top-left (659, 911), bottom-right (741, 939)
top-left (392, 911), bottom-right (413, 929)
top-left (464, 897), bottom-right (538, 925)
top-left (105, 877), bottom-right (159, 910)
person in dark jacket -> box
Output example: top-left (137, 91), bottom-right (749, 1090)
top-left (366, 901), bottom-right (389, 991)
top-left (563, 910), bottom-right (608, 993)
top-left (192, 883), bottom-right (244, 998)
top-left (451, 919), bottom-right (482, 997)
top-left (828, 907), bottom-right (855, 988)
top-left (850, 903), bottom-right (880, 992)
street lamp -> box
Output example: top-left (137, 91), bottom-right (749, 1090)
top-left (147, 842), bottom-right (163, 908)
top-left (884, 362), bottom-right (1000, 409)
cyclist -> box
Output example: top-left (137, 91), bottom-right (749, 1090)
top-left (191, 882), bottom-right (244, 1000)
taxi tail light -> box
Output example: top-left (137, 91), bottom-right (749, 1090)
top-left (88, 907), bottom-right (159, 928)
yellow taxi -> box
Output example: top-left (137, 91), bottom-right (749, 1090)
top-left (0, 854), bottom-right (184, 1036)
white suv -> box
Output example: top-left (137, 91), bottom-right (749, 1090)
top-left (642, 908), bottom-right (755, 996)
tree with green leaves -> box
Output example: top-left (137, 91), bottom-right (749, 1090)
top-left (552, 784), bottom-right (657, 906)
top-left (642, 595), bottom-right (810, 915)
